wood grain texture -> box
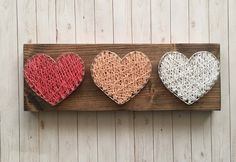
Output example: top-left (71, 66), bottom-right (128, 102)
top-left (95, 1), bottom-right (116, 162)
top-left (229, 0), bottom-right (236, 161)
top-left (0, 0), bottom-right (19, 162)
top-left (75, 0), bottom-right (98, 162)
top-left (210, 0), bottom-right (231, 162)
top-left (17, 0), bottom-right (39, 162)
top-left (132, 1), bottom-right (154, 162)
top-left (189, 0), bottom-right (212, 161)
top-left (36, 0), bottom-right (58, 162)
top-left (24, 44), bottom-right (220, 112)
top-left (55, 0), bottom-right (78, 162)
top-left (171, 1), bottom-right (191, 161)
top-left (151, 0), bottom-right (173, 161)
top-left (113, 0), bottom-right (135, 162)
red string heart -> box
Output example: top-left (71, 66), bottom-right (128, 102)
top-left (24, 53), bottom-right (85, 106)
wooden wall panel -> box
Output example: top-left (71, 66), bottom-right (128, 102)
top-left (0, 0), bottom-right (235, 162)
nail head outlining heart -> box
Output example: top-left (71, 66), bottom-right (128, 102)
top-left (158, 51), bottom-right (220, 105)
top-left (24, 53), bottom-right (85, 106)
top-left (91, 51), bottom-right (152, 105)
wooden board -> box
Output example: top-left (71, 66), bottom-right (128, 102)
top-left (24, 44), bottom-right (221, 112)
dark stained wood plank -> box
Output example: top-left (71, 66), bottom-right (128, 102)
top-left (24, 44), bottom-right (220, 112)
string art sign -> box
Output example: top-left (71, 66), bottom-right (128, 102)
top-left (158, 51), bottom-right (220, 105)
top-left (24, 53), bottom-right (85, 106)
top-left (23, 44), bottom-right (221, 111)
top-left (91, 51), bottom-right (152, 104)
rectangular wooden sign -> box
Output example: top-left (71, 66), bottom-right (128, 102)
top-left (24, 44), bottom-right (220, 112)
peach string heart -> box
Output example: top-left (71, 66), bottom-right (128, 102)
top-left (24, 53), bottom-right (85, 106)
top-left (91, 50), bottom-right (152, 104)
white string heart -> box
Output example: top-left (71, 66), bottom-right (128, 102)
top-left (158, 51), bottom-right (220, 105)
